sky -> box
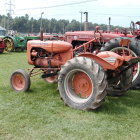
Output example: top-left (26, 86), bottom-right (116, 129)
top-left (0, 0), bottom-right (140, 27)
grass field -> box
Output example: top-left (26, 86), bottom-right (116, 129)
top-left (0, 52), bottom-right (140, 140)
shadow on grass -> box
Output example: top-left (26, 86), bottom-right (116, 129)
top-left (4, 78), bottom-right (140, 115)
top-left (23, 82), bottom-right (140, 115)
top-left (93, 90), bottom-right (140, 115)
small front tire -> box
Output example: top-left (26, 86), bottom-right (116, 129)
top-left (10, 69), bottom-right (30, 92)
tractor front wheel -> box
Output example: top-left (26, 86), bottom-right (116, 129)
top-left (58, 57), bottom-right (107, 110)
top-left (10, 69), bottom-right (30, 92)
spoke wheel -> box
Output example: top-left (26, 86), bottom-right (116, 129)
top-left (101, 37), bottom-right (140, 89)
top-left (110, 47), bottom-right (139, 82)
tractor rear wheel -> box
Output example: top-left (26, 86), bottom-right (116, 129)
top-left (101, 37), bottom-right (140, 89)
top-left (10, 69), bottom-right (30, 92)
top-left (58, 57), bottom-right (107, 110)
top-left (4, 37), bottom-right (14, 52)
top-left (107, 68), bottom-right (133, 96)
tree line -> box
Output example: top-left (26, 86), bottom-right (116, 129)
top-left (0, 14), bottom-right (123, 34)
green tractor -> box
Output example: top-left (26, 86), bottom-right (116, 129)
top-left (4, 35), bottom-right (39, 52)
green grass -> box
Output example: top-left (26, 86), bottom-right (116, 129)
top-left (0, 52), bottom-right (140, 140)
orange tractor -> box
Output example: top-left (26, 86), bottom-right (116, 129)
top-left (10, 38), bottom-right (140, 110)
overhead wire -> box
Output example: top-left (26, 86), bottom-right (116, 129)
top-left (1, 0), bottom-right (140, 19)
top-left (16, 0), bottom-right (97, 10)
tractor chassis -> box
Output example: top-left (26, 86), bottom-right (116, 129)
top-left (28, 67), bottom-right (60, 78)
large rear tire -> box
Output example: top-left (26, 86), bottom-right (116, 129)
top-left (58, 57), bottom-right (107, 110)
top-left (10, 69), bottom-right (30, 92)
top-left (101, 37), bottom-right (140, 89)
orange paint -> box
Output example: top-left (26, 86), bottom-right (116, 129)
top-left (73, 72), bottom-right (92, 98)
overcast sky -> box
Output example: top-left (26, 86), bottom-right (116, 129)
top-left (0, 0), bottom-right (140, 27)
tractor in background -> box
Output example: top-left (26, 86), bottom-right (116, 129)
top-left (64, 23), bottom-right (140, 89)
top-left (3, 33), bottom-right (64, 52)
top-left (130, 21), bottom-right (140, 35)
top-left (10, 37), bottom-right (139, 110)
top-left (3, 35), bottom-right (40, 52)
top-left (101, 21), bottom-right (140, 89)
top-left (0, 38), bottom-right (5, 53)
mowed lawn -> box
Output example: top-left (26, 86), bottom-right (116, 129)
top-left (0, 52), bottom-right (140, 140)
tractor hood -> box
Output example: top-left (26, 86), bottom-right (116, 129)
top-left (65, 31), bottom-right (133, 43)
top-left (27, 40), bottom-right (72, 53)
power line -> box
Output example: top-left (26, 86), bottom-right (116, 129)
top-left (16, 0), bottom-right (97, 11)
top-left (6, 0), bottom-right (15, 30)
top-left (12, 12), bottom-right (140, 18)
top-left (6, 0), bottom-right (15, 17)
top-left (89, 12), bottom-right (140, 17)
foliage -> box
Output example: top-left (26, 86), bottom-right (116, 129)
top-left (0, 14), bottom-right (123, 34)
top-left (0, 52), bottom-right (140, 140)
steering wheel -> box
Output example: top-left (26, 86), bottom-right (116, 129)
top-left (94, 26), bottom-right (104, 45)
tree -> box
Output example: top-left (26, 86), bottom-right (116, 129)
top-left (0, 14), bottom-right (126, 34)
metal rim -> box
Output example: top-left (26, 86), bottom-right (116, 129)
top-left (111, 47), bottom-right (140, 82)
top-left (11, 73), bottom-right (25, 91)
top-left (4, 38), bottom-right (13, 52)
top-left (64, 69), bottom-right (93, 104)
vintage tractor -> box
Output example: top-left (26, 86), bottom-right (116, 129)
top-left (3, 34), bottom-right (63, 52)
top-left (3, 35), bottom-right (40, 52)
top-left (0, 38), bottom-right (5, 53)
top-left (10, 37), bottom-right (140, 110)
top-left (3, 36), bottom-right (26, 52)
top-left (65, 25), bottom-right (140, 89)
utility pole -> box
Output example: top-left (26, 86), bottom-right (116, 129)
top-left (40, 12), bottom-right (44, 41)
top-left (84, 12), bottom-right (88, 31)
top-left (79, 11), bottom-right (83, 31)
top-left (107, 17), bottom-right (111, 32)
top-left (30, 18), bottom-right (34, 33)
top-left (6, 0), bottom-right (14, 30)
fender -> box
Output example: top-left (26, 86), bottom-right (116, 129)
top-left (78, 52), bottom-right (123, 70)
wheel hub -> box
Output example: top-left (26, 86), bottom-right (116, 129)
top-left (12, 74), bottom-right (25, 90)
top-left (73, 72), bottom-right (92, 98)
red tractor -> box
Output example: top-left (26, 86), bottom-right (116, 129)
top-left (65, 25), bottom-right (140, 89)
top-left (10, 38), bottom-right (139, 110)
top-left (0, 38), bottom-right (5, 53)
